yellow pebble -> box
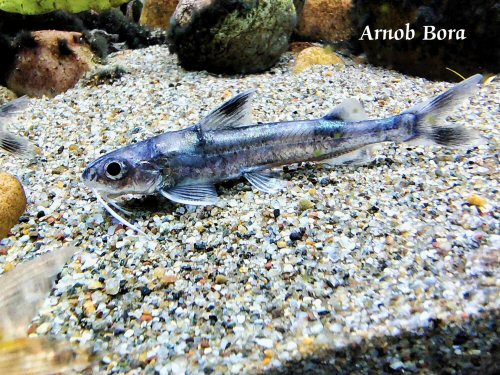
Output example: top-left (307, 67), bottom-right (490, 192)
top-left (302, 337), bottom-right (314, 346)
top-left (162, 275), bottom-right (177, 285)
top-left (262, 357), bottom-right (272, 366)
top-left (83, 300), bottom-right (96, 315)
top-left (3, 262), bottom-right (14, 272)
top-left (88, 280), bottom-right (103, 290)
top-left (468, 195), bottom-right (486, 207)
top-left (277, 241), bottom-right (287, 249)
top-left (215, 274), bottom-right (228, 284)
top-left (68, 144), bottom-right (79, 153)
top-left (153, 267), bottom-right (166, 279)
top-left (264, 349), bottom-right (274, 358)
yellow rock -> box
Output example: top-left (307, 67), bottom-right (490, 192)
top-left (294, 46), bottom-right (344, 74)
top-left (0, 172), bottom-right (27, 239)
top-left (468, 194), bottom-right (486, 207)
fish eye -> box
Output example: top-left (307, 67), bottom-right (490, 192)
top-left (105, 161), bottom-right (125, 180)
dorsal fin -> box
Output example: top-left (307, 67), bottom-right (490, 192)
top-left (200, 89), bottom-right (255, 131)
top-left (323, 98), bottom-right (368, 122)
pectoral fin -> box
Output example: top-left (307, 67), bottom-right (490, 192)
top-left (160, 183), bottom-right (219, 205)
top-left (244, 171), bottom-right (286, 194)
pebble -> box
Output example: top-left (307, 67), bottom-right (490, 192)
top-left (468, 194), bottom-right (487, 207)
top-left (255, 338), bottom-right (274, 349)
top-left (105, 278), bottom-right (121, 295)
top-left (298, 199), bottom-right (314, 211)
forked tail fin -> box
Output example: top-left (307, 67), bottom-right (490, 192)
top-left (404, 74), bottom-right (485, 147)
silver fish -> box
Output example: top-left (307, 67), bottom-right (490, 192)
top-left (0, 96), bottom-right (34, 158)
top-left (83, 74), bottom-right (485, 234)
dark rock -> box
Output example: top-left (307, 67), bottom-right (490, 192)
top-left (289, 231), bottom-right (303, 241)
top-left (352, 0), bottom-right (499, 81)
top-left (140, 286), bottom-right (151, 296)
top-left (169, 0), bottom-right (297, 74)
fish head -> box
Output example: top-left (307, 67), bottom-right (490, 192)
top-left (82, 142), bottom-right (162, 197)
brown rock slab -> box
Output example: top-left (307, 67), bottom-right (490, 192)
top-left (6, 31), bottom-right (94, 98)
top-left (0, 173), bottom-right (26, 239)
top-left (140, 0), bottom-right (179, 29)
top-left (296, 0), bottom-right (354, 42)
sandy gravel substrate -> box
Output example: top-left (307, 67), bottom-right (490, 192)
top-left (0, 46), bottom-right (499, 374)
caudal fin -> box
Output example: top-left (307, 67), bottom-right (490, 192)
top-left (404, 74), bottom-right (485, 147)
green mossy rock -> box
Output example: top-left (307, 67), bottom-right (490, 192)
top-left (0, 0), bottom-right (128, 15)
top-left (169, 0), bottom-right (296, 74)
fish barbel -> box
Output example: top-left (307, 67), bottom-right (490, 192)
top-left (83, 74), bottom-right (485, 234)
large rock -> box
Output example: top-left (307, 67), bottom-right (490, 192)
top-left (140, 0), bottom-right (179, 29)
top-left (295, 0), bottom-right (354, 42)
top-left (169, 0), bottom-right (296, 74)
top-left (0, 172), bottom-right (26, 239)
top-left (352, 0), bottom-right (499, 81)
top-left (6, 30), bottom-right (94, 97)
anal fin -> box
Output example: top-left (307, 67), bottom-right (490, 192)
top-left (322, 145), bottom-right (375, 166)
top-left (160, 183), bottom-right (219, 206)
top-left (244, 171), bottom-right (286, 194)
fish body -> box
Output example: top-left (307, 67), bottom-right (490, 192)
top-left (83, 75), bottom-right (484, 233)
